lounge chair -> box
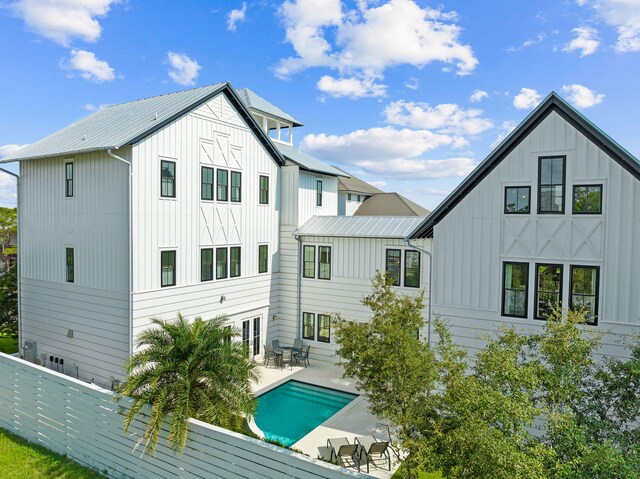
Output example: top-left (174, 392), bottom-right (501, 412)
top-left (326, 437), bottom-right (359, 469)
top-left (280, 348), bottom-right (293, 370)
top-left (263, 344), bottom-right (279, 367)
top-left (293, 338), bottom-right (303, 351)
top-left (355, 436), bottom-right (391, 473)
top-left (294, 344), bottom-right (310, 367)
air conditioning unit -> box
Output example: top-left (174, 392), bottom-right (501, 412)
top-left (23, 340), bottom-right (37, 363)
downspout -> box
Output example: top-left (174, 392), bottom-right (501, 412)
top-left (107, 150), bottom-right (133, 359)
top-left (295, 234), bottom-right (302, 339)
top-left (0, 167), bottom-right (20, 353)
top-left (404, 238), bottom-right (433, 346)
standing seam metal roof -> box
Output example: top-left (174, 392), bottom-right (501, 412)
top-left (295, 215), bottom-right (427, 238)
top-left (237, 88), bottom-right (303, 126)
top-left (275, 143), bottom-right (346, 177)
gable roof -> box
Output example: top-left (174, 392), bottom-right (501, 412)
top-left (409, 92), bottom-right (640, 239)
top-left (275, 143), bottom-right (346, 177)
top-left (237, 88), bottom-right (303, 127)
top-left (355, 192), bottom-right (430, 216)
top-left (1, 83), bottom-right (286, 166)
top-left (334, 167), bottom-right (384, 195)
top-left (296, 215), bottom-right (426, 238)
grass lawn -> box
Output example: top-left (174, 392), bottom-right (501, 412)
top-left (0, 428), bottom-right (106, 479)
top-left (0, 335), bottom-right (18, 354)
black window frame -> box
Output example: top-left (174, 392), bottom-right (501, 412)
top-left (404, 250), bottom-right (421, 288)
top-left (504, 186), bottom-right (531, 214)
top-left (569, 265), bottom-right (600, 326)
top-left (160, 160), bottom-right (176, 198)
top-left (242, 319), bottom-right (250, 353)
top-left (317, 314), bottom-right (330, 343)
top-left (538, 155), bottom-right (566, 214)
top-left (385, 249), bottom-right (401, 286)
top-left (230, 246), bottom-right (241, 278)
top-left (66, 247), bottom-right (74, 283)
top-left (217, 169), bottom-right (228, 202)
top-left (201, 248), bottom-right (214, 282)
top-left (201, 166), bottom-right (214, 201)
top-left (161, 250), bottom-right (176, 287)
top-left (318, 246), bottom-right (331, 280)
top-left (534, 263), bottom-right (563, 320)
top-left (572, 184), bottom-right (603, 214)
top-left (316, 180), bottom-right (323, 207)
top-left (259, 175), bottom-right (269, 205)
top-left (65, 162), bottom-right (74, 198)
top-left (258, 244), bottom-right (268, 274)
top-left (216, 247), bottom-right (228, 280)
top-left (230, 171), bottom-right (242, 203)
top-left (252, 317), bottom-right (260, 356)
top-left (303, 245), bottom-right (316, 279)
top-left (302, 312), bottom-right (315, 340)
top-left (501, 261), bottom-right (529, 318)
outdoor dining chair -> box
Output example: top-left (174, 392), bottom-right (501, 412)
top-left (272, 339), bottom-right (280, 350)
top-left (263, 344), bottom-right (279, 367)
top-left (293, 338), bottom-right (303, 351)
top-left (355, 435), bottom-right (391, 473)
top-left (294, 344), bottom-right (310, 367)
top-left (280, 348), bottom-right (293, 370)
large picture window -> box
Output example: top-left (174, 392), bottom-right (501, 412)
top-left (217, 169), bottom-right (228, 201)
top-left (570, 265), bottom-right (599, 325)
top-left (386, 249), bottom-right (401, 286)
top-left (65, 162), bottom-right (74, 198)
top-left (535, 264), bottom-right (562, 320)
top-left (161, 160), bottom-right (176, 198)
top-left (216, 248), bottom-right (228, 279)
top-left (505, 186), bottom-right (530, 214)
top-left (231, 171), bottom-right (242, 203)
top-left (258, 244), bottom-right (268, 273)
top-left (318, 246), bottom-right (331, 280)
top-left (302, 312), bottom-right (315, 340)
top-left (259, 175), bottom-right (269, 205)
top-left (538, 156), bottom-right (565, 213)
top-left (502, 262), bottom-right (528, 318)
top-left (317, 314), bottom-right (330, 343)
top-left (404, 250), bottom-right (421, 288)
top-left (573, 185), bottom-right (602, 214)
top-left (303, 245), bottom-right (315, 278)
top-left (201, 167), bottom-right (214, 200)
top-left (201, 248), bottom-right (213, 282)
top-left (230, 246), bottom-right (241, 278)
top-left (161, 250), bottom-right (176, 287)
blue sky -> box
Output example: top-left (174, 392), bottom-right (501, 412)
top-left (1, 0), bottom-right (639, 209)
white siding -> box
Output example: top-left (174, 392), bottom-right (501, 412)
top-left (338, 193), bottom-right (367, 216)
top-left (298, 171), bottom-right (338, 226)
top-left (431, 110), bottom-right (640, 358)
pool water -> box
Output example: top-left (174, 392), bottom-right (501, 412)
top-left (253, 380), bottom-right (358, 447)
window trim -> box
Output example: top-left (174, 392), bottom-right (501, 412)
top-left (318, 246), bottom-right (331, 280)
top-left (201, 166), bottom-right (214, 201)
top-left (385, 249), bottom-right (402, 286)
top-left (534, 263), bottom-right (563, 321)
top-left (501, 261), bottom-right (529, 319)
top-left (217, 169), bottom-right (229, 202)
top-left (317, 314), bottom-right (331, 343)
top-left (216, 247), bottom-right (228, 280)
top-left (504, 185), bottom-right (531, 214)
top-left (160, 160), bottom-right (176, 199)
top-left (537, 155), bottom-right (566, 214)
top-left (404, 250), bottom-right (421, 288)
top-left (230, 170), bottom-right (242, 203)
top-left (259, 175), bottom-right (269, 205)
top-left (66, 247), bottom-right (74, 283)
top-left (65, 161), bottom-right (74, 198)
top-left (569, 265), bottom-right (600, 326)
top-left (572, 184), bottom-right (603, 215)
top-left (303, 245), bottom-right (316, 279)
top-left (258, 244), bottom-right (269, 274)
top-left (200, 248), bottom-right (214, 282)
top-left (316, 179), bottom-right (323, 207)
top-left (160, 250), bottom-right (176, 287)
top-left (302, 312), bottom-right (315, 340)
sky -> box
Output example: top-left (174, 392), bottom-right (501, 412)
top-left (1, 0), bottom-right (639, 210)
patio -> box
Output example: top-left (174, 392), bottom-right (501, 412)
top-left (251, 356), bottom-right (401, 479)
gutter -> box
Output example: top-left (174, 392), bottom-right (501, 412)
top-left (107, 150), bottom-right (133, 360)
top-left (0, 167), bottom-right (20, 353)
top-left (404, 238), bottom-right (433, 346)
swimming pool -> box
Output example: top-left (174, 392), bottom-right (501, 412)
top-left (253, 380), bottom-right (358, 447)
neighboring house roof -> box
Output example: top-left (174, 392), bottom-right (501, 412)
top-left (296, 215), bottom-right (427, 238)
top-left (334, 167), bottom-right (384, 195)
top-left (354, 193), bottom-right (430, 217)
top-left (237, 88), bottom-right (303, 127)
top-left (409, 92), bottom-right (640, 239)
top-left (1, 83), bottom-right (286, 166)
top-left (275, 143), bottom-right (346, 177)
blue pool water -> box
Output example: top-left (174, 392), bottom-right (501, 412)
top-left (254, 380), bottom-right (358, 447)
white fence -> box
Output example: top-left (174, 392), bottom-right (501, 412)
top-left (0, 353), bottom-right (370, 479)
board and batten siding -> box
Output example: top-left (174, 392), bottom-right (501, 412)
top-left (19, 149), bottom-right (131, 385)
top-left (431, 110), bottom-right (640, 358)
top-left (298, 171), bottom-right (338, 226)
top-left (130, 93), bottom-right (280, 354)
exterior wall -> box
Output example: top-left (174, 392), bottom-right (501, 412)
top-left (19, 149), bottom-right (130, 385)
top-left (338, 192), bottom-right (367, 216)
top-left (298, 171), bottom-right (338, 226)
top-left (130, 93), bottom-right (281, 358)
top-left (431, 110), bottom-right (640, 358)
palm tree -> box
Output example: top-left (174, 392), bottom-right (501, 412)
top-left (116, 313), bottom-right (259, 454)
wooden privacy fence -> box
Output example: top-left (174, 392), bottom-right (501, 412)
top-left (0, 353), bottom-right (370, 479)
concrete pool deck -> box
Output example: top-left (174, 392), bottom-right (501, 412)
top-left (251, 359), bottom-right (400, 479)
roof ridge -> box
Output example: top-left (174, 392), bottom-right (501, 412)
top-left (105, 83), bottom-right (227, 108)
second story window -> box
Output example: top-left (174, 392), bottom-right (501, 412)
top-left (385, 249), bottom-right (401, 286)
top-left (505, 186), bottom-right (530, 214)
top-left (65, 162), bottom-right (74, 198)
top-left (573, 185), bottom-right (602, 214)
top-left (316, 180), bottom-right (323, 207)
top-left (259, 175), bottom-right (269, 205)
top-left (217, 169), bottom-right (228, 201)
top-left (161, 250), bottom-right (176, 287)
top-left (231, 171), bottom-right (242, 203)
top-left (201, 248), bottom-right (213, 282)
top-left (201, 167), bottom-right (214, 200)
top-left (535, 264), bottom-right (562, 320)
top-left (404, 251), bottom-right (421, 288)
top-left (538, 156), bottom-right (565, 214)
top-left (502, 262), bottom-right (528, 318)
top-left (66, 247), bottom-right (74, 283)
top-left (216, 247), bottom-right (228, 279)
top-left (258, 245), bottom-right (268, 273)
top-left (570, 265), bottom-right (599, 325)
top-left (230, 246), bottom-right (241, 278)
top-left (303, 245), bottom-right (315, 278)
top-left (161, 160), bottom-right (176, 198)
top-left (318, 246), bottom-right (331, 280)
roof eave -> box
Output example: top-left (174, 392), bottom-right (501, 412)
top-left (0, 146), bottom-right (120, 163)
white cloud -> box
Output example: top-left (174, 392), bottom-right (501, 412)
top-left (513, 88), bottom-right (542, 110)
top-left (8, 0), bottom-right (119, 46)
top-left (276, 0), bottom-right (477, 97)
top-left (0, 144), bottom-right (27, 158)
top-left (578, 0), bottom-right (640, 52)
top-left (563, 26), bottom-right (600, 56)
top-left (507, 33), bottom-right (546, 51)
top-left (317, 75), bottom-right (386, 98)
top-left (404, 77), bottom-right (420, 90)
top-left (561, 84), bottom-right (605, 108)
top-left (227, 2), bottom-right (247, 32)
top-left (84, 103), bottom-right (108, 112)
top-left (166, 52), bottom-right (202, 86)
top-left (490, 121), bottom-right (517, 149)
top-left (368, 180), bottom-right (387, 188)
top-left (469, 89), bottom-right (489, 102)
top-left (383, 100), bottom-right (493, 136)
top-left (64, 49), bottom-right (115, 83)
top-left (0, 174), bottom-right (18, 207)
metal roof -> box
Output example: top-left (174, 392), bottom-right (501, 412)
top-left (354, 193), bottom-right (430, 216)
top-left (275, 143), bottom-right (346, 177)
top-left (334, 167), bottom-right (384, 195)
top-left (296, 215), bottom-right (427, 238)
top-left (237, 88), bottom-right (303, 127)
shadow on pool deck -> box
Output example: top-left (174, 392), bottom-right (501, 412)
top-left (251, 359), bottom-right (399, 479)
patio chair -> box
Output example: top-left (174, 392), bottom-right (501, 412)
top-left (293, 338), bottom-right (303, 351)
top-left (263, 344), bottom-right (279, 367)
top-left (294, 345), bottom-right (310, 367)
top-left (280, 348), bottom-right (293, 370)
top-left (326, 437), bottom-right (359, 469)
top-left (355, 435), bottom-right (391, 473)
top-left (272, 339), bottom-right (280, 350)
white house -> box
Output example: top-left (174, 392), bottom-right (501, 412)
top-left (409, 92), bottom-right (640, 359)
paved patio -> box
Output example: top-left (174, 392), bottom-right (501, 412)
top-left (250, 357), bottom-right (400, 479)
